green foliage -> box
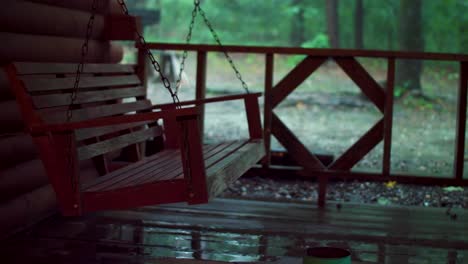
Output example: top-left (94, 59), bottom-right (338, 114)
top-left (126, 0), bottom-right (466, 55)
top-left (301, 33), bottom-right (330, 49)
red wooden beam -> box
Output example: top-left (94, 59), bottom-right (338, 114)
top-left (334, 57), bottom-right (385, 113)
top-left (195, 51), bottom-right (207, 140)
top-left (103, 15), bottom-right (136, 40)
top-left (262, 53), bottom-right (274, 168)
top-left (244, 95), bottom-right (263, 139)
top-left (83, 179), bottom-right (187, 213)
top-left (153, 92), bottom-right (262, 109)
top-left (454, 61), bottom-right (468, 180)
top-left (383, 58), bottom-right (395, 177)
top-left (180, 118), bottom-right (208, 204)
top-left (144, 42), bottom-right (468, 61)
top-left (271, 56), bottom-right (327, 108)
top-left (328, 118), bottom-right (384, 170)
top-left (271, 113), bottom-right (325, 171)
top-left (31, 107), bottom-right (198, 133)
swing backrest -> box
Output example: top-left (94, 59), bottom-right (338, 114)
top-left (7, 62), bottom-right (162, 165)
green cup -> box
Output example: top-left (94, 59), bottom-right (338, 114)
top-left (303, 247), bottom-right (351, 264)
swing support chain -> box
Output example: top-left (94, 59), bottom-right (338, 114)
top-left (176, 0), bottom-right (250, 95)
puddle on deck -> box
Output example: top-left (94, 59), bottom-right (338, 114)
top-left (3, 215), bottom-right (466, 264)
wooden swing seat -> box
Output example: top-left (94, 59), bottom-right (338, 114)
top-left (6, 62), bottom-right (264, 216)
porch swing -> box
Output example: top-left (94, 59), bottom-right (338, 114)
top-left (5, 0), bottom-right (264, 216)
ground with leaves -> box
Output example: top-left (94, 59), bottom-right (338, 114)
top-left (221, 177), bottom-right (468, 210)
top-left (148, 55), bottom-right (467, 209)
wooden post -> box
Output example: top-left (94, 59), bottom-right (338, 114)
top-left (383, 58), bottom-right (395, 177)
top-left (33, 132), bottom-right (81, 216)
top-left (195, 51), bottom-right (207, 142)
top-left (136, 17), bottom-right (147, 92)
top-left (317, 175), bottom-right (327, 208)
top-left (262, 53), bottom-right (274, 168)
top-left (454, 61), bottom-right (468, 180)
top-left (244, 95), bottom-right (262, 139)
top-left (179, 116), bottom-right (208, 204)
top-left (161, 104), bottom-right (180, 149)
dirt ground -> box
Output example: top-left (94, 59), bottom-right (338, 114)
top-left (147, 54), bottom-right (467, 208)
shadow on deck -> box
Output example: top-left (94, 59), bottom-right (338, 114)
top-left (1, 198), bottom-right (467, 263)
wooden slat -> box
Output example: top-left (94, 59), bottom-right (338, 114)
top-left (206, 140), bottom-right (265, 197)
top-left (84, 150), bottom-right (181, 192)
top-left (78, 126), bottom-right (158, 160)
top-left (14, 62), bottom-right (135, 75)
top-left (383, 58), bottom-right (395, 176)
top-left (204, 141), bottom-right (248, 169)
top-left (154, 92), bottom-right (262, 109)
top-left (271, 56), bottom-right (327, 107)
top-left (22, 75), bottom-right (141, 92)
top-left (34, 107), bottom-right (197, 134)
top-left (41, 100), bottom-right (152, 123)
top-left (271, 113), bottom-right (325, 171)
top-left (146, 42), bottom-right (468, 61)
top-left (334, 57), bottom-right (385, 113)
top-left (85, 143), bottom-right (225, 192)
top-left (454, 61), bottom-right (468, 180)
top-left (328, 119), bottom-right (384, 170)
top-left (106, 153), bottom-right (183, 189)
top-left (82, 179), bottom-right (188, 213)
top-left (111, 143), bottom-right (228, 190)
top-left (32, 86), bottom-right (146, 108)
top-left (75, 120), bottom-right (161, 141)
top-left (83, 148), bottom-right (180, 190)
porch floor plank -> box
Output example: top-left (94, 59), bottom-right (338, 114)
top-left (1, 198), bottom-right (467, 263)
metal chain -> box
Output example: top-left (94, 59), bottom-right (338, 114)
top-left (67, 0), bottom-right (99, 194)
top-left (68, 0), bottom-right (98, 122)
top-left (176, 1), bottom-right (250, 94)
top-left (117, 0), bottom-right (197, 197)
top-left (117, 0), bottom-right (180, 105)
top-left (175, 2), bottom-right (199, 95)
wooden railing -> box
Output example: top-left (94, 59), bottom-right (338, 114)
top-left (145, 42), bottom-right (468, 206)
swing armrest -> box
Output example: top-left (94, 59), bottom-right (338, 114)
top-left (30, 107), bottom-right (199, 134)
top-left (152, 92), bottom-right (262, 109)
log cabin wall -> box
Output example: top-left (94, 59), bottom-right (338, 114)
top-left (0, 0), bottom-right (129, 239)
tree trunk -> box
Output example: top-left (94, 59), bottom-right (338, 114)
top-left (354, 0), bottom-right (364, 49)
top-left (326, 0), bottom-right (339, 48)
top-left (290, 0), bottom-right (305, 46)
top-left (458, 1), bottom-right (468, 53)
top-left (396, 0), bottom-right (423, 92)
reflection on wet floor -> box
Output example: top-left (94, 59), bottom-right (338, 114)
top-left (1, 198), bottom-right (467, 263)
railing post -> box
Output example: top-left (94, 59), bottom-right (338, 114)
top-left (454, 61), bottom-right (468, 180)
top-left (196, 51), bottom-right (207, 143)
top-left (383, 58), bottom-right (395, 177)
top-left (135, 17), bottom-right (147, 94)
top-left (263, 53), bottom-right (274, 168)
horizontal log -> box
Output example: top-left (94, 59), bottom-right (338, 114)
top-left (0, 70), bottom-right (12, 101)
top-left (0, 164), bottom-right (99, 240)
top-left (0, 184), bottom-right (55, 240)
top-left (0, 159), bottom-right (47, 201)
top-left (145, 43), bottom-right (468, 62)
top-left (26, 0), bottom-right (122, 14)
top-left (0, 100), bottom-right (23, 133)
top-left (1, 2), bottom-right (106, 40)
top-left (0, 133), bottom-right (37, 170)
top-left (0, 32), bottom-right (123, 63)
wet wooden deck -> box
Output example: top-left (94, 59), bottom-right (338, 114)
top-left (1, 198), bottom-right (467, 263)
